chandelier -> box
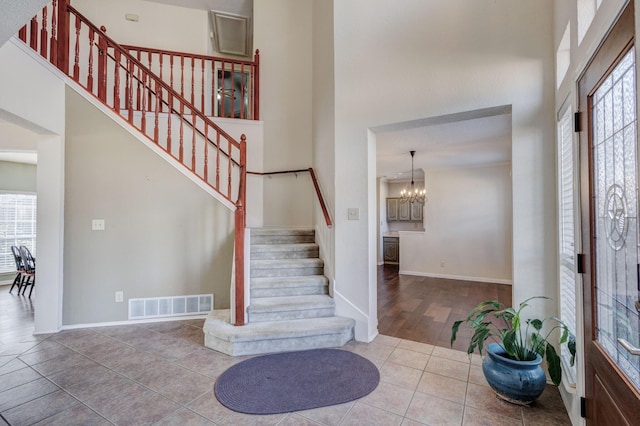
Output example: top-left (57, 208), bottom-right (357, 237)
top-left (399, 150), bottom-right (427, 204)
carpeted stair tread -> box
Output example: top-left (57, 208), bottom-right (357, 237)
top-left (250, 228), bottom-right (315, 237)
top-left (251, 275), bottom-right (328, 289)
top-left (251, 258), bottom-right (324, 269)
top-left (204, 309), bottom-right (355, 343)
top-left (250, 229), bottom-right (316, 245)
top-left (251, 243), bottom-right (318, 251)
top-left (249, 295), bottom-right (335, 312)
top-left (250, 276), bottom-right (329, 297)
top-left (251, 243), bottom-right (319, 260)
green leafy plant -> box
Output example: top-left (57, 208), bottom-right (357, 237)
top-left (450, 296), bottom-right (576, 385)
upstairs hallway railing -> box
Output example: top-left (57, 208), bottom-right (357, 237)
top-left (18, 0), bottom-right (249, 325)
top-left (121, 45), bottom-right (260, 120)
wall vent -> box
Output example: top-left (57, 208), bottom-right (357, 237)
top-left (128, 294), bottom-right (213, 320)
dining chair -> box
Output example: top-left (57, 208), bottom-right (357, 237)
top-left (18, 245), bottom-right (36, 298)
top-left (9, 246), bottom-right (25, 294)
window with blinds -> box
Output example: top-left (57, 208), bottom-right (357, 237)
top-left (0, 193), bottom-right (37, 273)
top-left (558, 107), bottom-right (577, 384)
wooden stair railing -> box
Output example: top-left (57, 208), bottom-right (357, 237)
top-left (18, 0), bottom-right (248, 325)
top-left (121, 45), bottom-right (260, 120)
top-left (248, 168), bottom-right (333, 229)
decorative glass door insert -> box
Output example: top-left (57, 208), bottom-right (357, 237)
top-left (592, 47), bottom-right (640, 391)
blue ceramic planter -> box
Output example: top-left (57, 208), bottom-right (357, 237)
top-left (482, 343), bottom-right (546, 405)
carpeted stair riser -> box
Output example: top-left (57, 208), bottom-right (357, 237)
top-left (250, 276), bottom-right (329, 298)
top-left (248, 295), bottom-right (336, 322)
top-left (248, 307), bottom-right (335, 322)
top-left (252, 267), bottom-right (324, 278)
top-left (251, 243), bottom-right (319, 260)
top-left (251, 259), bottom-right (324, 278)
top-left (250, 229), bottom-right (315, 245)
top-left (203, 309), bottom-right (355, 356)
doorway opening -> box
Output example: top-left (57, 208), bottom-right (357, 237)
top-left (0, 110), bottom-right (64, 335)
top-left (372, 105), bottom-right (514, 348)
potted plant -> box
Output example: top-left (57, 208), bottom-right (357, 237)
top-left (450, 296), bottom-right (576, 405)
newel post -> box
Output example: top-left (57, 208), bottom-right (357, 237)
top-left (234, 135), bottom-right (247, 326)
top-left (56, 0), bottom-right (69, 73)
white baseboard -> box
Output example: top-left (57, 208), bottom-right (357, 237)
top-left (398, 270), bottom-right (512, 285)
top-left (60, 314), bottom-right (209, 331)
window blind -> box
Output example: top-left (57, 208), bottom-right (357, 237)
top-left (558, 107), bottom-right (577, 384)
top-left (0, 193), bottom-right (37, 273)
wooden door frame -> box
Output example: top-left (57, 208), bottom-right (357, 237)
top-left (578, 2), bottom-right (640, 423)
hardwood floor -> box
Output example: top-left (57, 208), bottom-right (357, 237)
top-left (377, 265), bottom-right (512, 351)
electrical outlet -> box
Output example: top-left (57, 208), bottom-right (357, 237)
top-left (115, 291), bottom-right (123, 303)
top-left (348, 208), bottom-right (360, 220)
top-left (92, 219), bottom-right (105, 231)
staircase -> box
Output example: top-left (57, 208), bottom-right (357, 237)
top-left (16, 1), bottom-right (350, 356)
top-left (203, 228), bottom-right (355, 356)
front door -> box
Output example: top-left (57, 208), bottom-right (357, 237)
top-left (578, 3), bottom-right (640, 424)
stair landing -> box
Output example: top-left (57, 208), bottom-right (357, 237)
top-left (203, 310), bottom-right (354, 356)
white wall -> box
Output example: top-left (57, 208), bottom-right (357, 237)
top-left (311, 0), bottom-right (336, 282)
top-left (63, 87), bottom-right (235, 325)
top-left (74, 0), bottom-right (319, 236)
top-left (74, 0), bottom-right (210, 55)
top-left (0, 0), bottom-right (48, 47)
top-left (332, 0), bottom-right (556, 340)
top-left (254, 0), bottom-right (315, 227)
top-left (399, 165), bottom-right (513, 283)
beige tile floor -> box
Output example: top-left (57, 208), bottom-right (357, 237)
top-left (0, 289), bottom-right (571, 425)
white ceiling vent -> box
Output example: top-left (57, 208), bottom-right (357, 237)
top-left (210, 11), bottom-right (250, 57)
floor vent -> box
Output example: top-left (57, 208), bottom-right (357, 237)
top-left (128, 294), bottom-right (213, 320)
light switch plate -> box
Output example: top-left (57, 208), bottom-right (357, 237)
top-left (347, 208), bottom-right (360, 220)
top-left (92, 219), bottom-right (105, 231)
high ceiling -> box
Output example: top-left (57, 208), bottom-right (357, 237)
top-left (145, 0), bottom-right (252, 16)
top-left (375, 106), bottom-right (512, 181)
top-left (145, 0), bottom-right (253, 57)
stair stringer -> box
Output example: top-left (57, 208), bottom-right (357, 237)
top-left (67, 83), bottom-right (236, 210)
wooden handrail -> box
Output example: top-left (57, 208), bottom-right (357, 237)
top-left (247, 169), bottom-right (309, 176)
top-left (102, 48), bottom-right (242, 167)
top-left (121, 45), bottom-right (257, 66)
top-left (65, 6), bottom-right (242, 152)
top-left (248, 168), bottom-right (333, 228)
top-left (308, 168), bottom-right (332, 229)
